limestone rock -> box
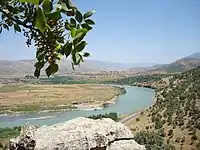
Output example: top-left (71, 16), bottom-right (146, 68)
top-left (9, 117), bottom-right (146, 150)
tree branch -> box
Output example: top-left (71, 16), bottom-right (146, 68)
top-left (0, 8), bottom-right (39, 32)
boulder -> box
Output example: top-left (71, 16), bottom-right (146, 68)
top-left (9, 117), bottom-right (146, 150)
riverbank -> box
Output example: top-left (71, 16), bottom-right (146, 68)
top-left (0, 84), bottom-right (126, 116)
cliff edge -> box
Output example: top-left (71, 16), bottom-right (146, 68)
top-left (9, 117), bottom-right (146, 150)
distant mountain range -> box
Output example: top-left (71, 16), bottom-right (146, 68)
top-left (0, 52), bottom-right (199, 77)
top-left (0, 59), bottom-right (156, 77)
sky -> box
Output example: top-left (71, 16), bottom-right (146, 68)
top-left (0, 0), bottom-right (200, 64)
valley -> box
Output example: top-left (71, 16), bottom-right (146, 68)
top-left (0, 53), bottom-right (199, 150)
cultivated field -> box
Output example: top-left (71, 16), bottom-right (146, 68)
top-left (0, 84), bottom-right (122, 113)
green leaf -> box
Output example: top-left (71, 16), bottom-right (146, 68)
top-left (85, 19), bottom-right (95, 25)
top-left (35, 8), bottom-right (47, 32)
top-left (66, 0), bottom-right (75, 9)
top-left (54, 44), bottom-right (61, 51)
top-left (57, 37), bottom-right (64, 44)
top-left (71, 62), bottom-right (75, 70)
top-left (39, 0), bottom-right (43, 5)
top-left (79, 54), bottom-right (84, 63)
top-left (70, 18), bottom-right (76, 27)
top-left (60, 2), bottom-right (69, 11)
top-left (20, 0), bottom-right (39, 5)
top-left (83, 10), bottom-right (94, 19)
top-left (70, 27), bottom-right (76, 38)
top-left (75, 41), bottom-right (87, 52)
top-left (36, 51), bottom-right (45, 61)
top-left (77, 24), bottom-right (81, 29)
top-left (75, 10), bottom-right (83, 23)
top-left (34, 69), bottom-right (40, 78)
top-left (63, 42), bottom-right (73, 58)
top-left (75, 28), bottom-right (88, 35)
top-left (45, 63), bottom-right (59, 77)
top-left (14, 24), bottom-right (21, 32)
top-left (2, 24), bottom-right (9, 30)
top-left (77, 53), bottom-right (83, 64)
top-left (34, 61), bottom-right (45, 69)
top-left (72, 53), bottom-right (81, 65)
top-left (42, 0), bottom-right (53, 14)
top-left (73, 32), bottom-right (86, 44)
top-left (81, 23), bottom-right (92, 30)
top-left (83, 52), bottom-right (90, 57)
top-left (55, 53), bottom-right (63, 60)
top-left (65, 21), bottom-right (70, 30)
top-left (48, 11), bottom-right (61, 20)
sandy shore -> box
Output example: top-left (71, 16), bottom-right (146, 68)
top-left (74, 96), bottom-right (118, 111)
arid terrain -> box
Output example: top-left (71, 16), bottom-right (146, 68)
top-left (0, 84), bottom-right (123, 114)
top-left (125, 67), bottom-right (200, 150)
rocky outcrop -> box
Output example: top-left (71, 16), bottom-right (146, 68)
top-left (9, 117), bottom-right (146, 150)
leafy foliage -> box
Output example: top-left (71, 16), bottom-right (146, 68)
top-left (88, 112), bottom-right (118, 121)
top-left (144, 66), bottom-right (200, 149)
top-left (0, 126), bottom-right (21, 139)
top-left (105, 74), bottom-right (171, 86)
top-left (134, 131), bottom-right (175, 150)
top-left (0, 0), bottom-right (95, 77)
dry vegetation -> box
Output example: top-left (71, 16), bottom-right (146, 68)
top-left (0, 84), bottom-right (122, 113)
top-left (126, 67), bottom-right (200, 150)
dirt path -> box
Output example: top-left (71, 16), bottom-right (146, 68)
top-left (119, 111), bottom-right (141, 124)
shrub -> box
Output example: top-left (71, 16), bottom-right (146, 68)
top-left (168, 129), bottom-right (173, 137)
top-left (175, 137), bottom-right (180, 143)
top-left (157, 128), bottom-right (166, 137)
top-left (0, 126), bottom-right (21, 139)
top-left (181, 136), bottom-right (185, 143)
top-left (136, 118), bottom-right (140, 122)
top-left (88, 112), bottom-right (118, 121)
top-left (134, 131), bottom-right (175, 150)
top-left (0, 142), bottom-right (3, 148)
top-left (146, 126), bottom-right (149, 130)
top-left (191, 134), bottom-right (198, 141)
top-left (131, 128), bottom-right (136, 132)
top-left (196, 141), bottom-right (200, 149)
top-left (167, 139), bottom-right (170, 144)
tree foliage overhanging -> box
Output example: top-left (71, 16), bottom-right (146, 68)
top-left (0, 0), bottom-right (95, 78)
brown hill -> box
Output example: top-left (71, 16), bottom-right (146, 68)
top-left (126, 67), bottom-right (200, 150)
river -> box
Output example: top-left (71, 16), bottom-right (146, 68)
top-left (0, 85), bottom-right (155, 127)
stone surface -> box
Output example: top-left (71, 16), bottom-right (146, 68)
top-left (9, 117), bottom-right (146, 150)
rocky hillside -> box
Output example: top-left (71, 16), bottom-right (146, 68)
top-left (149, 53), bottom-right (200, 73)
top-left (127, 67), bottom-right (200, 150)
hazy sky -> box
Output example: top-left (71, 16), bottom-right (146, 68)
top-left (0, 0), bottom-right (199, 64)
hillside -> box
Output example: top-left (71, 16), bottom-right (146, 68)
top-left (126, 67), bottom-right (200, 150)
top-left (149, 53), bottom-right (200, 73)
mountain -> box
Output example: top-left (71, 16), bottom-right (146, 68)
top-left (148, 52), bottom-right (200, 73)
top-left (187, 52), bottom-right (200, 59)
top-left (127, 67), bottom-right (200, 150)
top-left (0, 59), bottom-right (154, 77)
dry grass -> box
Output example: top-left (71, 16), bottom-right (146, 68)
top-left (125, 112), bottom-right (200, 150)
top-left (0, 84), bottom-right (121, 112)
